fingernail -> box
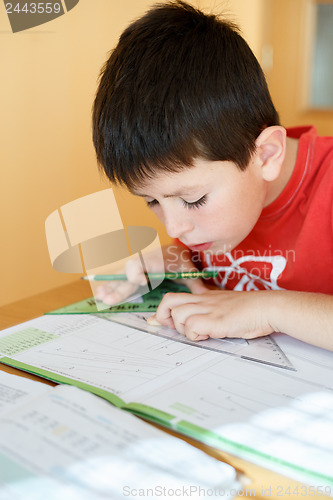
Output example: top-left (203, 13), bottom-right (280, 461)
top-left (147, 315), bottom-right (161, 326)
top-left (193, 334), bottom-right (209, 341)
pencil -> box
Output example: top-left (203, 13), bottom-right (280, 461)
top-left (81, 270), bottom-right (218, 281)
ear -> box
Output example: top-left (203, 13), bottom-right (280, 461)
top-left (255, 126), bottom-right (286, 181)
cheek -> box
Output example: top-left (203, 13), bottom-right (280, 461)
top-left (203, 189), bottom-right (262, 238)
top-left (195, 202), bottom-right (226, 235)
top-left (150, 206), bottom-right (164, 222)
top-left (238, 181), bottom-right (267, 226)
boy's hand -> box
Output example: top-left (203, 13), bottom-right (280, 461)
top-left (149, 290), bottom-right (274, 341)
top-left (150, 290), bottom-right (333, 351)
top-left (95, 244), bottom-right (209, 305)
top-left (95, 251), bottom-right (164, 305)
top-left (94, 259), bottom-right (145, 305)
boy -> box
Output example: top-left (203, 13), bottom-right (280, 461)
top-left (92, 1), bottom-right (333, 350)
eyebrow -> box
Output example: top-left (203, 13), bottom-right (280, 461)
top-left (133, 186), bottom-right (203, 198)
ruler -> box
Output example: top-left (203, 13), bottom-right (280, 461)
top-left (47, 281), bottom-right (295, 371)
top-left (46, 280), bottom-right (190, 315)
top-left (101, 311), bottom-right (296, 371)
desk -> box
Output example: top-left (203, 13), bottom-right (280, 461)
top-left (0, 280), bottom-right (326, 499)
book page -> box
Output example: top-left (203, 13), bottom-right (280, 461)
top-left (0, 371), bottom-right (50, 417)
top-left (0, 383), bottom-right (239, 500)
top-left (1, 314), bottom-right (333, 489)
top-left (137, 334), bottom-right (333, 489)
top-left (0, 314), bottom-right (228, 405)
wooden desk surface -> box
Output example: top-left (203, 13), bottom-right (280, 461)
top-left (0, 281), bottom-right (326, 499)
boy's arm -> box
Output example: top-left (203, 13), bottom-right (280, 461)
top-left (269, 291), bottom-right (333, 350)
top-left (150, 290), bottom-right (333, 351)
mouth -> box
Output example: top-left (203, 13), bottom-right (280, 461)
top-left (185, 242), bottom-right (213, 251)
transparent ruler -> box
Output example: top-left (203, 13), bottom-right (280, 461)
top-left (47, 281), bottom-right (295, 371)
top-left (46, 281), bottom-right (189, 315)
top-left (100, 312), bottom-right (296, 372)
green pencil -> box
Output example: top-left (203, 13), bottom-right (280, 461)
top-left (81, 270), bottom-right (218, 281)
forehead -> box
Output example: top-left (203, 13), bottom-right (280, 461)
top-left (132, 159), bottom-right (227, 197)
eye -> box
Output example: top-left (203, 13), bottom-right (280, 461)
top-left (146, 195), bottom-right (207, 209)
top-left (182, 195), bottom-right (207, 209)
top-left (146, 199), bottom-right (159, 208)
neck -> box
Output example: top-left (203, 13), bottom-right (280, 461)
top-left (264, 136), bottom-right (299, 206)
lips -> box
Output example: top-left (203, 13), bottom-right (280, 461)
top-left (186, 242), bottom-right (213, 251)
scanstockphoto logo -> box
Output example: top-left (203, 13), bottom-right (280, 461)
top-left (4, 0), bottom-right (80, 33)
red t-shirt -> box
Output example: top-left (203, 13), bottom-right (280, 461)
top-left (194, 126), bottom-right (333, 294)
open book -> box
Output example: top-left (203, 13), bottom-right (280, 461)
top-left (0, 370), bottom-right (239, 499)
top-left (1, 312), bottom-right (333, 492)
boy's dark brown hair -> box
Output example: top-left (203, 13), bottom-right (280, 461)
top-left (92, 0), bottom-right (279, 189)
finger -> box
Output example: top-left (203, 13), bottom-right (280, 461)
top-left (96, 285), bottom-right (107, 300)
top-left (101, 281), bottom-right (139, 305)
top-left (147, 313), bottom-right (175, 330)
top-left (170, 303), bottom-right (209, 336)
top-left (184, 314), bottom-right (218, 342)
top-left (95, 263), bottom-right (138, 299)
top-left (192, 334), bottom-right (210, 341)
top-left (155, 292), bottom-right (201, 326)
top-left (125, 259), bottom-right (147, 286)
top-left (95, 283), bottom-right (122, 300)
top-left (147, 315), bottom-right (162, 326)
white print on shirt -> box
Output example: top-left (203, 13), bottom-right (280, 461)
top-left (205, 252), bottom-right (287, 291)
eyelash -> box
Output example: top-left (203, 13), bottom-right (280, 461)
top-left (146, 195), bottom-right (207, 210)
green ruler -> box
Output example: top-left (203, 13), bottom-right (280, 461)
top-left (46, 280), bottom-right (189, 315)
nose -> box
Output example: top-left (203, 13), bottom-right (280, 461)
top-left (163, 210), bottom-right (194, 239)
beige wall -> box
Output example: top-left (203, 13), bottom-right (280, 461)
top-left (0, 0), bottom-right (267, 307)
top-left (268, 0), bottom-right (333, 135)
